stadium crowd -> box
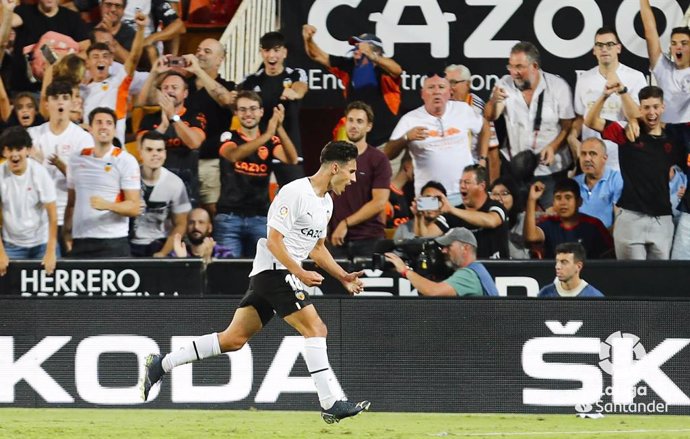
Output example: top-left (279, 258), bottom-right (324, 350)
top-left (1, 0), bottom-right (690, 278)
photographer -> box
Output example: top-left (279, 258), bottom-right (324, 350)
top-left (385, 227), bottom-right (498, 297)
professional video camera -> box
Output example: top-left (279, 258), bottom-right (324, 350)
top-left (371, 238), bottom-right (453, 281)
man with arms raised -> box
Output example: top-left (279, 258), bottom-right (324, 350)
top-left (142, 141), bottom-right (370, 424)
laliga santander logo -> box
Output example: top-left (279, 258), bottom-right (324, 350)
top-left (522, 321), bottom-right (690, 408)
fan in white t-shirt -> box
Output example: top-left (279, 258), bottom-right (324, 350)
top-left (28, 81), bottom-right (93, 246)
top-left (0, 127), bottom-right (58, 276)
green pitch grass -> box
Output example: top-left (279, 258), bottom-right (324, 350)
top-left (1, 409), bottom-right (689, 439)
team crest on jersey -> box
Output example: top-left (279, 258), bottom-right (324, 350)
top-left (295, 290), bottom-right (306, 301)
top-left (101, 83), bottom-right (109, 92)
top-left (105, 162), bottom-right (113, 172)
top-left (283, 78), bottom-right (293, 88)
top-left (279, 205), bottom-right (288, 218)
top-left (257, 146), bottom-right (269, 161)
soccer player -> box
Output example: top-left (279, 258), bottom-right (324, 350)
top-left (141, 141), bottom-right (371, 423)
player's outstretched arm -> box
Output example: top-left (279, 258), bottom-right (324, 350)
top-left (310, 239), bottom-right (364, 295)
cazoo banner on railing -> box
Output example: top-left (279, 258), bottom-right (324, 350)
top-left (281, 0), bottom-right (690, 109)
top-left (1, 298), bottom-right (689, 414)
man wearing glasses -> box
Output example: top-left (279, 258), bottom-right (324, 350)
top-left (445, 64), bottom-right (499, 181)
top-left (570, 27), bottom-right (646, 171)
top-left (485, 41), bottom-right (574, 209)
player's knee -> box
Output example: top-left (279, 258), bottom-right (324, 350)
top-left (304, 320), bottom-right (328, 338)
top-left (217, 330), bottom-right (249, 352)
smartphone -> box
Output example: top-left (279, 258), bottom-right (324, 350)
top-left (167, 56), bottom-right (188, 67)
top-left (40, 44), bottom-right (57, 65)
top-left (417, 196), bottom-right (440, 211)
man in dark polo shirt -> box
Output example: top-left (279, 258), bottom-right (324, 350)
top-left (137, 72), bottom-right (207, 208)
top-left (329, 101), bottom-right (391, 259)
top-left (240, 31), bottom-right (307, 186)
top-left (584, 84), bottom-right (683, 259)
top-left (215, 91), bottom-right (298, 257)
top-left (443, 164), bottom-right (509, 259)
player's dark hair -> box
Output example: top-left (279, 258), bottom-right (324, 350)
top-left (594, 26), bottom-right (620, 44)
top-left (463, 164), bottom-right (488, 186)
top-left (141, 130), bottom-right (167, 144)
top-left (0, 126), bottom-right (32, 150)
top-left (260, 31), bottom-right (286, 49)
top-left (639, 85), bottom-right (664, 102)
top-left (345, 100), bottom-right (374, 124)
top-left (236, 90), bottom-right (263, 107)
top-left (88, 107), bottom-right (117, 125)
top-left (46, 80), bottom-right (74, 98)
top-left (87, 42), bottom-right (111, 56)
top-left (553, 178), bottom-right (581, 202)
top-left (555, 242), bottom-right (587, 264)
top-left (671, 27), bottom-right (690, 39)
top-left (511, 41), bottom-right (541, 68)
top-left (319, 141), bottom-right (358, 164)
top-left (420, 180), bottom-right (447, 196)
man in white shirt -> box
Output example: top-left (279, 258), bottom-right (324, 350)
top-left (142, 141), bottom-right (370, 424)
top-left (130, 131), bottom-right (191, 257)
top-left (29, 80), bottom-right (93, 256)
top-left (485, 41), bottom-right (575, 208)
top-left (65, 107), bottom-right (141, 257)
top-left (571, 26), bottom-right (647, 170)
top-left (0, 127), bottom-right (57, 276)
top-left (385, 73), bottom-right (488, 206)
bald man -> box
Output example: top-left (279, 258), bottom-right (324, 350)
top-left (182, 38), bottom-right (238, 217)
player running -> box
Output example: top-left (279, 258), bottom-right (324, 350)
top-left (141, 141), bottom-right (370, 423)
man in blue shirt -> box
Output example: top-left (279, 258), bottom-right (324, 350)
top-left (385, 227), bottom-right (498, 296)
top-left (538, 242), bottom-right (604, 298)
top-left (574, 138), bottom-right (623, 228)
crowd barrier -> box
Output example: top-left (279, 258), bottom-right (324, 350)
top-left (1, 297), bottom-right (688, 414)
top-left (2, 259), bottom-right (690, 298)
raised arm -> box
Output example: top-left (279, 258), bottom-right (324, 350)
top-left (523, 182), bottom-right (546, 244)
top-left (302, 24), bottom-right (331, 68)
top-left (640, 0), bottom-right (663, 69)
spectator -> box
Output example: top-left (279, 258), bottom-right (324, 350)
top-left (573, 137), bottom-right (623, 229)
top-left (669, 164), bottom-right (686, 225)
top-left (130, 131), bottom-right (191, 257)
top-left (385, 73), bottom-right (488, 205)
top-left (538, 242), bottom-right (604, 298)
top-left (81, 10), bottom-right (146, 145)
top-left (489, 176), bottom-right (529, 259)
top-left (442, 164), bottom-right (509, 259)
top-left (524, 179), bottom-right (613, 259)
top-left (329, 101), bottom-right (391, 259)
top-left (303, 25), bottom-right (402, 149)
top-left (485, 41), bottom-right (575, 208)
top-left (570, 26), bottom-right (647, 170)
top-left (28, 80), bottom-right (93, 255)
top-left (172, 207), bottom-right (233, 263)
top-left (215, 92), bottom-right (298, 258)
top-left (11, 0), bottom-right (90, 92)
top-left (88, 28), bottom-right (149, 97)
top-left (445, 64), bottom-right (498, 179)
top-left (0, 126), bottom-right (57, 276)
top-left (182, 38), bottom-right (237, 217)
top-left (95, 0), bottom-right (136, 61)
top-left (385, 227), bottom-right (498, 297)
top-left (64, 107), bottom-right (140, 257)
top-left (640, 0), bottom-right (690, 125)
top-left (0, 92), bottom-right (44, 129)
top-left (242, 31), bottom-right (307, 185)
top-left (585, 85), bottom-right (683, 260)
top-left (393, 180), bottom-right (449, 241)
top-left (137, 69), bottom-right (207, 207)
top-left (386, 152), bottom-right (413, 230)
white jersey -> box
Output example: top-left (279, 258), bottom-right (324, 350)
top-left (498, 70), bottom-right (575, 176)
top-left (28, 122), bottom-right (93, 225)
top-left (574, 63), bottom-right (647, 170)
top-left (81, 68), bottom-right (132, 145)
top-left (131, 167), bottom-right (191, 245)
top-left (0, 159), bottom-right (56, 247)
top-left (109, 62), bottom-right (149, 95)
top-left (391, 100), bottom-right (483, 197)
top-left (67, 146), bottom-right (141, 239)
top-left (250, 178), bottom-right (332, 276)
top-left (652, 54), bottom-right (690, 123)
